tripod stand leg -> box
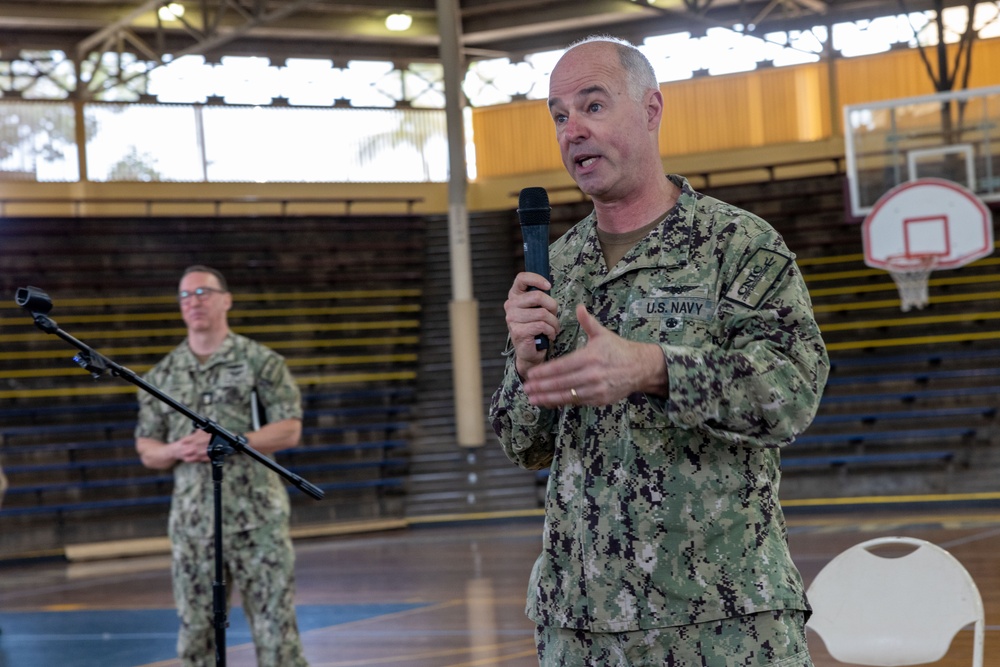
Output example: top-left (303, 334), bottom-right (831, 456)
top-left (210, 436), bottom-right (233, 667)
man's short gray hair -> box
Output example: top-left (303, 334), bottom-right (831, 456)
top-left (564, 34), bottom-right (658, 101)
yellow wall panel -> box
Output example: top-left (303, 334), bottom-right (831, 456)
top-left (754, 66), bottom-right (823, 145)
top-left (661, 65), bottom-right (831, 155)
top-left (835, 41), bottom-right (1000, 110)
top-left (794, 64), bottom-right (833, 141)
top-left (968, 38), bottom-right (1000, 88)
top-left (836, 49), bottom-right (938, 108)
top-left (661, 76), bottom-right (758, 154)
top-left (472, 101), bottom-right (561, 179)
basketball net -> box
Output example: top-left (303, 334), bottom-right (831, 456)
top-left (887, 255), bottom-right (937, 312)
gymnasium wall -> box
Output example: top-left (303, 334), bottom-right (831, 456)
top-left (472, 37), bottom-right (1000, 180)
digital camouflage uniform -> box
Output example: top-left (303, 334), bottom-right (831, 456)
top-left (535, 609), bottom-right (811, 667)
top-left (491, 175), bottom-right (829, 662)
top-left (135, 332), bottom-right (308, 667)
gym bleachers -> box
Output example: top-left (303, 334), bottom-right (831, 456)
top-left (0, 214), bottom-right (424, 556)
top-left (1, 171), bottom-right (997, 558)
top-left (0, 389), bottom-right (415, 517)
top-left (729, 177), bottom-right (1000, 499)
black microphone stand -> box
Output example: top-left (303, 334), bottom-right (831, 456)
top-left (15, 287), bottom-right (324, 667)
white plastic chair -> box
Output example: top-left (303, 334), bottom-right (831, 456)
top-left (806, 536), bottom-right (984, 667)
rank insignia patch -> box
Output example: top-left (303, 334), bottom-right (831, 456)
top-left (724, 248), bottom-right (791, 308)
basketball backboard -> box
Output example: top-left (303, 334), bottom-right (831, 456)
top-left (844, 84), bottom-right (1000, 220)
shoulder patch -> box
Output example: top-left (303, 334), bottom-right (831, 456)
top-left (724, 248), bottom-right (792, 308)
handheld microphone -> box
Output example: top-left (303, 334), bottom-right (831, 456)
top-left (517, 187), bottom-right (552, 351)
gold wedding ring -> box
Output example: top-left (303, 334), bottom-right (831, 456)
top-left (570, 388), bottom-right (579, 402)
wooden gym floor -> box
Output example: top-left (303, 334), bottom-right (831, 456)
top-left (0, 506), bottom-right (997, 666)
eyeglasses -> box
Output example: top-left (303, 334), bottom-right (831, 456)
top-left (178, 286), bottom-right (225, 302)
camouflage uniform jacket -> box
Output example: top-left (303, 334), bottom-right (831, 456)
top-left (135, 332), bottom-right (303, 540)
top-left (490, 175), bottom-right (829, 632)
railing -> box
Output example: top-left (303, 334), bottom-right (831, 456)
top-left (0, 195), bottom-right (424, 217)
top-left (509, 153), bottom-right (848, 202)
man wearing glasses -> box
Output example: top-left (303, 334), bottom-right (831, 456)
top-left (134, 265), bottom-right (309, 667)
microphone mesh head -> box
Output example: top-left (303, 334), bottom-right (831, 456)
top-left (518, 187), bottom-right (550, 225)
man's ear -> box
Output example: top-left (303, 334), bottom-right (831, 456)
top-left (646, 89), bottom-right (664, 130)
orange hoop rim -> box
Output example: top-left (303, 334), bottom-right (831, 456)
top-left (884, 253), bottom-right (940, 274)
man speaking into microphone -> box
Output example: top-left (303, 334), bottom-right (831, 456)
top-left (490, 36), bottom-right (829, 665)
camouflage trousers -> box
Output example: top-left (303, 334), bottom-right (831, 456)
top-left (171, 521), bottom-right (308, 667)
top-left (535, 610), bottom-right (813, 667)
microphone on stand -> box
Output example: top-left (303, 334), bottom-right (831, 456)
top-left (517, 187), bottom-right (552, 351)
top-left (15, 285), bottom-right (53, 314)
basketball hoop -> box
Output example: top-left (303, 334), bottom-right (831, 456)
top-left (886, 254), bottom-right (938, 312)
top-left (862, 178), bottom-right (993, 313)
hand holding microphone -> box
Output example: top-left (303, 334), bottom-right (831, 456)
top-left (517, 187), bottom-right (552, 351)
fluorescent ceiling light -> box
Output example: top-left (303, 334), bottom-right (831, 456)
top-left (385, 13), bottom-right (413, 31)
top-left (158, 3), bottom-right (185, 21)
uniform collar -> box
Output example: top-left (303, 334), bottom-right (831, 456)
top-left (179, 331), bottom-right (237, 369)
top-left (562, 174), bottom-right (695, 290)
